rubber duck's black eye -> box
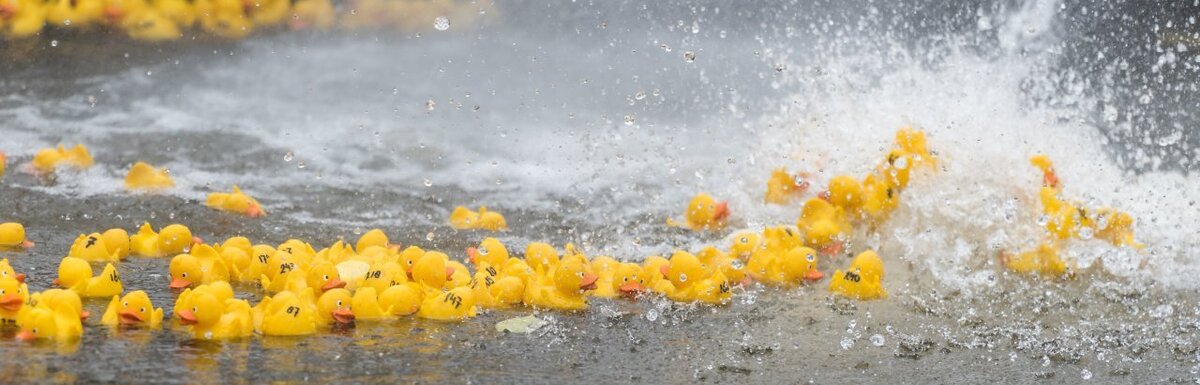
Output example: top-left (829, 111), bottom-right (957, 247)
top-left (181, 272), bottom-right (189, 278)
top-left (336, 300), bottom-right (343, 307)
top-left (31, 328), bottom-right (37, 334)
top-left (124, 302), bottom-right (129, 308)
top-left (407, 260), bottom-right (413, 265)
top-left (323, 275), bottom-right (330, 280)
top-left (192, 307), bottom-right (198, 313)
top-left (622, 277), bottom-right (628, 282)
top-left (140, 307), bottom-right (146, 313)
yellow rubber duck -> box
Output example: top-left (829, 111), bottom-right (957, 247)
top-left (689, 270), bottom-right (732, 305)
top-left (378, 284), bottom-right (421, 316)
top-left (256, 289), bottom-right (318, 336)
top-left (287, 0), bottom-right (334, 30)
top-left (245, 0), bottom-right (290, 27)
top-left (1030, 155), bottom-right (1140, 248)
top-left (668, 193), bottom-right (730, 231)
top-left (0, 222), bottom-right (34, 251)
top-left (591, 262), bottom-right (645, 299)
top-left (123, 8), bottom-right (182, 41)
top-left (150, 0), bottom-right (195, 28)
top-left (860, 174), bottom-right (899, 224)
top-left (100, 290), bottom-right (163, 328)
top-left (641, 255), bottom-right (670, 292)
top-left (354, 260), bottom-right (404, 292)
top-left (654, 250), bottom-right (709, 303)
top-left (0, 258), bottom-right (25, 283)
top-left (0, 151), bottom-right (6, 178)
top-left (15, 295), bottom-right (83, 342)
top-left (168, 246), bottom-right (231, 289)
top-left (824, 175), bottom-right (863, 214)
top-left (67, 233), bottom-right (121, 262)
top-left (523, 242), bottom-right (560, 276)
top-left (315, 288), bottom-right (356, 325)
top-left (178, 292), bottom-right (254, 340)
top-left (758, 246), bottom-right (823, 286)
top-left (449, 206), bottom-right (508, 231)
top-left (999, 242), bottom-right (1072, 277)
top-left (101, 0), bottom-right (149, 26)
top-left (206, 185), bottom-right (265, 217)
top-left (46, 0), bottom-right (104, 29)
top-left (124, 161), bottom-right (175, 191)
top-left (101, 228), bottom-right (131, 259)
top-left (194, 0), bottom-right (254, 39)
top-left (305, 261), bottom-right (346, 294)
top-left (30, 144), bottom-right (94, 173)
top-left (878, 149), bottom-right (914, 190)
top-left (0, 0), bottom-right (46, 38)
top-left (765, 168), bottom-right (809, 205)
top-left (466, 237), bottom-right (516, 272)
top-left (54, 257), bottom-right (124, 298)
top-left (350, 287), bottom-right (390, 321)
top-left (728, 231), bottom-right (761, 260)
top-left (523, 260), bottom-right (597, 311)
top-left (129, 222), bottom-right (199, 257)
top-left (411, 251), bottom-right (456, 291)
top-left (468, 268), bottom-right (525, 309)
top-left (417, 286), bottom-right (477, 321)
top-left (894, 127), bottom-right (935, 169)
top-left (355, 228), bottom-right (395, 254)
top-left (0, 277), bottom-right (29, 324)
top-left (796, 198), bottom-right (852, 255)
top-left (695, 246), bottom-right (748, 286)
top-left (829, 250), bottom-right (887, 300)
top-left (173, 281), bottom-right (235, 321)
top-left (28, 289), bottom-right (89, 321)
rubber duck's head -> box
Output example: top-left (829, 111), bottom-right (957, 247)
top-left (15, 307), bottom-right (57, 342)
top-left (0, 223), bottom-right (34, 249)
top-left (177, 291), bottom-right (222, 328)
top-left (476, 207), bottom-right (508, 230)
top-left (806, 220), bottom-right (841, 248)
top-left (553, 260), bottom-right (597, 294)
top-left (729, 232), bottom-right (761, 259)
top-left (158, 224), bottom-right (198, 256)
top-left (114, 291), bottom-right (156, 326)
top-left (825, 175), bottom-right (863, 210)
top-left (467, 237), bottom-right (509, 267)
top-left (397, 246), bottom-right (424, 275)
top-left (896, 128), bottom-right (930, 157)
top-left (306, 262), bottom-right (345, 292)
top-left (101, 228), bottom-right (130, 258)
top-left (40, 289), bottom-right (87, 321)
top-left (1030, 154), bottom-right (1059, 188)
top-left (612, 263), bottom-right (645, 298)
top-left (413, 251), bottom-right (454, 288)
top-left (642, 255), bottom-right (670, 283)
top-left (54, 257), bottom-right (93, 289)
top-left (221, 237), bottom-right (253, 255)
top-left (882, 150), bottom-right (912, 189)
top-left (686, 193), bottom-right (729, 226)
top-left (316, 288), bottom-right (355, 325)
top-left (663, 251), bottom-right (704, 288)
top-left (849, 250), bottom-right (884, 282)
top-left (783, 247), bottom-right (823, 282)
top-left (0, 258), bottom-right (25, 284)
top-left (355, 229), bottom-right (390, 254)
top-left (278, 239), bottom-right (316, 262)
top-left (524, 242), bottom-right (559, 272)
top-left (169, 254), bottom-right (202, 289)
top-left (0, 278), bottom-right (25, 312)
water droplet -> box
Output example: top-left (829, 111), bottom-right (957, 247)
top-left (423, 179), bottom-right (433, 187)
top-left (730, 259), bottom-right (744, 269)
top-left (1078, 226), bottom-right (1094, 240)
top-left (50, 40), bottom-right (58, 47)
top-left (146, 70), bottom-right (153, 76)
top-left (434, 16), bottom-right (450, 31)
top-left (425, 232), bottom-right (435, 241)
top-left (678, 273), bottom-right (687, 282)
top-left (623, 114), bottom-right (635, 125)
top-left (726, 157), bottom-right (736, 164)
top-left (634, 90), bottom-right (646, 100)
top-left (425, 99), bottom-right (436, 111)
top-left (1036, 215), bottom-right (1049, 226)
top-left (1080, 369), bottom-right (1092, 380)
top-left (63, 19), bottom-right (71, 26)
top-left (297, 161), bottom-right (306, 169)
top-left (684, 51), bottom-right (696, 63)
top-left (659, 43), bottom-right (672, 52)
top-left (870, 334), bottom-right (885, 346)
top-left (690, 21), bottom-right (699, 34)
top-left (645, 309), bottom-right (658, 322)
top-left (840, 337), bottom-right (854, 350)
top-left (283, 152), bottom-right (294, 162)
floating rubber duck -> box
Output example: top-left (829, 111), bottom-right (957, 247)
top-left (729, 232), bottom-right (761, 260)
top-left (46, 0), bottom-right (104, 29)
top-left (828, 250), bottom-right (887, 300)
top-left (304, 261), bottom-right (346, 294)
top-left (758, 247), bottom-right (823, 286)
top-left (168, 245), bottom-right (231, 289)
top-left (245, 0), bottom-right (290, 27)
top-left (256, 289), bottom-right (318, 336)
top-left (654, 250), bottom-right (706, 302)
top-left (350, 287), bottom-right (390, 321)
top-left (314, 288), bottom-right (356, 325)
top-left (15, 295), bottom-right (83, 342)
top-left (178, 291), bottom-right (254, 340)
top-left (796, 198), bottom-right (852, 255)
top-left (668, 193), bottom-right (730, 231)
top-left (0, 258), bottom-right (25, 283)
top-left (67, 233), bottom-right (120, 262)
top-left (355, 228), bottom-right (396, 254)
top-left (150, 0), bottom-right (196, 27)
top-left (31, 144), bottom-right (94, 173)
top-left (0, 222), bottom-right (34, 251)
top-left (378, 284), bottom-right (421, 316)
top-left (129, 222), bottom-right (199, 257)
top-left (999, 242), bottom-right (1072, 277)
top-left (355, 260), bottom-right (404, 292)
top-left (54, 257), bottom-right (124, 298)
top-left (697, 246), bottom-right (749, 287)
top-left (641, 255), bottom-right (670, 291)
top-left (466, 237), bottom-right (514, 272)
top-left (894, 127), bottom-right (935, 169)
top-left (765, 168), bottom-right (809, 205)
top-left (122, 7), bottom-right (182, 41)
top-left (101, 228), bottom-right (131, 259)
top-left (206, 185), bottom-right (265, 217)
top-left (173, 282), bottom-right (235, 322)
top-left (417, 286), bottom-right (477, 321)
top-left (592, 262), bottom-right (645, 299)
top-left (194, 0), bottom-right (254, 39)
top-left (824, 175), bottom-right (863, 214)
top-left (523, 242), bottom-right (559, 276)
top-left (124, 161), bottom-right (175, 191)
top-left (523, 260), bottom-right (597, 311)
top-left (100, 290), bottom-right (163, 328)
top-left (288, 0), bottom-right (334, 30)
top-left (411, 251), bottom-right (456, 291)
top-left (859, 174), bottom-right (899, 224)
top-left (28, 289), bottom-right (89, 321)
top-left (0, 277), bottom-right (29, 324)
top-left (0, 0), bottom-right (45, 38)
top-left (449, 206), bottom-right (508, 231)
top-left (0, 151), bottom-right (6, 178)
top-left (468, 268), bottom-right (525, 309)
top-left (1030, 155), bottom-right (1140, 248)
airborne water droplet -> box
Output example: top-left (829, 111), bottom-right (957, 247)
top-left (623, 114), bottom-right (635, 125)
top-left (423, 179), bottom-right (433, 187)
top-left (870, 334), bottom-right (885, 346)
top-left (684, 51), bottom-right (697, 63)
top-left (283, 152), bottom-right (294, 162)
top-left (50, 40), bottom-right (59, 47)
top-left (1080, 369), bottom-right (1092, 380)
top-left (434, 16), bottom-right (450, 31)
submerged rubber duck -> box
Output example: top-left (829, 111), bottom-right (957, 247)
top-left (1000, 242), bottom-right (1072, 277)
top-left (100, 290), bottom-right (163, 328)
top-left (669, 193), bottom-right (730, 231)
top-left (67, 233), bottom-right (120, 262)
top-left (256, 289), bottom-right (318, 336)
top-left (31, 144), bottom-right (94, 173)
top-left (130, 222), bottom-right (199, 257)
top-left (449, 206), bottom-right (509, 231)
top-left (829, 250), bottom-right (887, 300)
top-left (0, 258), bottom-right (25, 283)
top-left (765, 168), bottom-right (809, 205)
top-left (206, 185), bottom-right (265, 217)
top-left (0, 277), bottom-right (29, 324)
top-left (54, 257), bottom-right (124, 298)
top-left (524, 260), bottom-right (597, 311)
top-left (168, 245), bottom-right (231, 289)
top-left (314, 288), bottom-right (356, 325)
top-left (178, 292), bottom-right (254, 340)
top-left (124, 161), bottom-right (175, 190)
top-left (15, 296), bottom-right (83, 342)
top-left (0, 222), bottom-right (34, 251)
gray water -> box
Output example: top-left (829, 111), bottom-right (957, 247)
top-left (1, 0), bottom-right (1199, 383)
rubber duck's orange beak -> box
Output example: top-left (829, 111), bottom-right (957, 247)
top-left (169, 277), bottom-right (192, 290)
top-left (713, 201), bottom-right (730, 221)
top-left (103, 5), bottom-right (124, 22)
top-left (794, 179), bottom-right (811, 192)
top-left (246, 204), bottom-right (264, 218)
top-left (332, 308), bottom-right (355, 324)
top-left (80, 310), bottom-right (90, 321)
top-left (0, 294), bottom-right (22, 311)
top-left (818, 241), bottom-right (844, 256)
top-left (804, 268), bottom-right (825, 281)
top-left (1043, 170), bottom-right (1060, 188)
top-left (618, 281), bottom-right (643, 298)
top-left (15, 329), bottom-right (34, 342)
top-left (191, 237), bottom-right (204, 248)
top-left (51, 278), bottom-right (61, 287)
top-left (0, 2), bottom-right (15, 18)
top-left (321, 278), bottom-right (346, 291)
top-left (177, 309), bottom-right (198, 325)
top-left (445, 267), bottom-right (456, 281)
top-left (466, 247), bottom-right (478, 264)
top-left (118, 309), bottom-right (145, 325)
top-left (579, 273), bottom-right (598, 291)
top-left (659, 265), bottom-right (671, 277)
top-left (18, 240), bottom-right (33, 249)
top-left (406, 270), bottom-right (414, 280)
top-left (14, 273), bottom-right (25, 284)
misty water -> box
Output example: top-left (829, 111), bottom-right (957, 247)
top-left (1, 0), bottom-right (1198, 383)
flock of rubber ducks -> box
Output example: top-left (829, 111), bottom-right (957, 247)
top-left (0, 127), bottom-right (1144, 344)
top-left (0, 0), bottom-right (489, 41)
